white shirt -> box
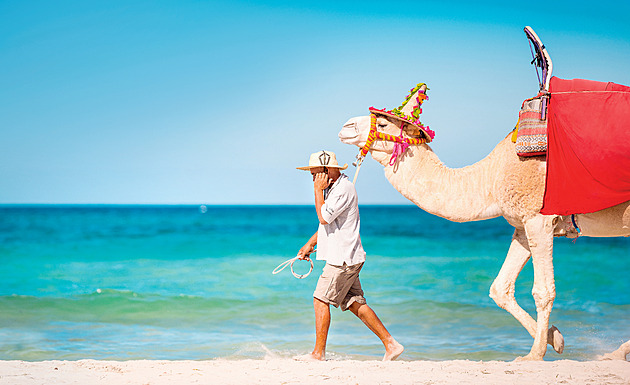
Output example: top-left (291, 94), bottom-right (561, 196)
top-left (316, 174), bottom-right (366, 266)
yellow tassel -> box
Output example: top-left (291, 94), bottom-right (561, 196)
top-left (511, 119), bottom-right (520, 143)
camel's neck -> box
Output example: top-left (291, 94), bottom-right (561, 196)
top-left (375, 143), bottom-right (503, 222)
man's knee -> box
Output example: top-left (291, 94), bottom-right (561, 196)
top-left (347, 300), bottom-right (366, 314)
top-left (314, 296), bottom-right (330, 309)
top-left (342, 294), bottom-right (366, 312)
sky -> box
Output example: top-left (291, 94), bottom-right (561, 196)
top-left (1, 0), bottom-right (629, 205)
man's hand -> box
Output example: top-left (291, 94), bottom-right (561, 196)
top-left (313, 172), bottom-right (331, 191)
top-left (298, 233), bottom-right (317, 260)
top-left (297, 245), bottom-right (315, 260)
top-left (313, 172), bottom-right (330, 225)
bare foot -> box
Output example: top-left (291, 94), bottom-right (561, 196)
top-left (383, 340), bottom-right (404, 361)
top-left (294, 353), bottom-right (324, 361)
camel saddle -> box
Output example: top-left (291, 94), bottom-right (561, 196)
top-left (514, 77), bottom-right (630, 215)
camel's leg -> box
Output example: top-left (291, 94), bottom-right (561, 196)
top-left (600, 340), bottom-right (630, 361)
top-left (489, 229), bottom-right (564, 354)
top-left (517, 215), bottom-right (556, 361)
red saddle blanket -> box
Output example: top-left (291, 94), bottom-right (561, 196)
top-left (541, 77), bottom-right (630, 215)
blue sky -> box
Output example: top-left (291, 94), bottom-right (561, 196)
top-left (1, 0), bottom-right (629, 204)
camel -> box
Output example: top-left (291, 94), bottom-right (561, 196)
top-left (338, 84), bottom-right (630, 361)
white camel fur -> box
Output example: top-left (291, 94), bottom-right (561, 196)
top-left (338, 85), bottom-right (630, 361)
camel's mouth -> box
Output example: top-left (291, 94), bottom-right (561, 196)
top-left (338, 117), bottom-right (364, 146)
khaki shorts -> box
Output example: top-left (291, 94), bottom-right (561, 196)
top-left (313, 262), bottom-right (366, 311)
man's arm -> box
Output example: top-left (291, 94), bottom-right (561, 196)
top-left (298, 231), bottom-right (318, 260)
top-left (313, 173), bottom-right (331, 225)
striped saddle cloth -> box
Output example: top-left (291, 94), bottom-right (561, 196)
top-left (513, 97), bottom-right (547, 156)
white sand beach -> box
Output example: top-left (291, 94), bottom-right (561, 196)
top-left (1, 359), bottom-right (628, 385)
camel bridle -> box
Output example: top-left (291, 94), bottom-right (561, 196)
top-left (351, 112), bottom-right (428, 184)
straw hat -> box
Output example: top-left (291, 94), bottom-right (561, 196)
top-left (296, 150), bottom-right (348, 171)
top-left (369, 83), bottom-right (435, 142)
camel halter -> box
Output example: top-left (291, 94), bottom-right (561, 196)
top-left (352, 113), bottom-right (428, 184)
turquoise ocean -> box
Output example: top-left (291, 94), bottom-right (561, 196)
top-left (0, 205), bottom-right (628, 361)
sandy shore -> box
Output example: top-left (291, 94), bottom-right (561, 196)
top-left (0, 359), bottom-right (628, 385)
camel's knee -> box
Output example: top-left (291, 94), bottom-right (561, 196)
top-left (531, 285), bottom-right (556, 311)
top-left (489, 280), bottom-right (514, 310)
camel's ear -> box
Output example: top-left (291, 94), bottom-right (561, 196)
top-left (404, 125), bottom-right (423, 137)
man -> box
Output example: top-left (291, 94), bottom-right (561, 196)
top-left (296, 150), bottom-right (404, 361)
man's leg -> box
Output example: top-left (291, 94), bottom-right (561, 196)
top-left (311, 297), bottom-right (331, 360)
top-left (348, 302), bottom-right (404, 361)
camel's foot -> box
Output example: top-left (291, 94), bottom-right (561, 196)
top-left (547, 325), bottom-right (564, 354)
top-left (514, 352), bottom-right (544, 362)
top-left (598, 350), bottom-right (628, 361)
top-left (598, 341), bottom-right (630, 361)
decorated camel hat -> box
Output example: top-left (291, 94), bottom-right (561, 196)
top-left (297, 150), bottom-right (348, 171)
top-left (369, 83), bottom-right (436, 142)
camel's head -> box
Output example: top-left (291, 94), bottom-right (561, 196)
top-left (339, 83), bottom-right (434, 165)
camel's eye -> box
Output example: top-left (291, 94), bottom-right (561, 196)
top-left (377, 122), bottom-right (387, 129)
